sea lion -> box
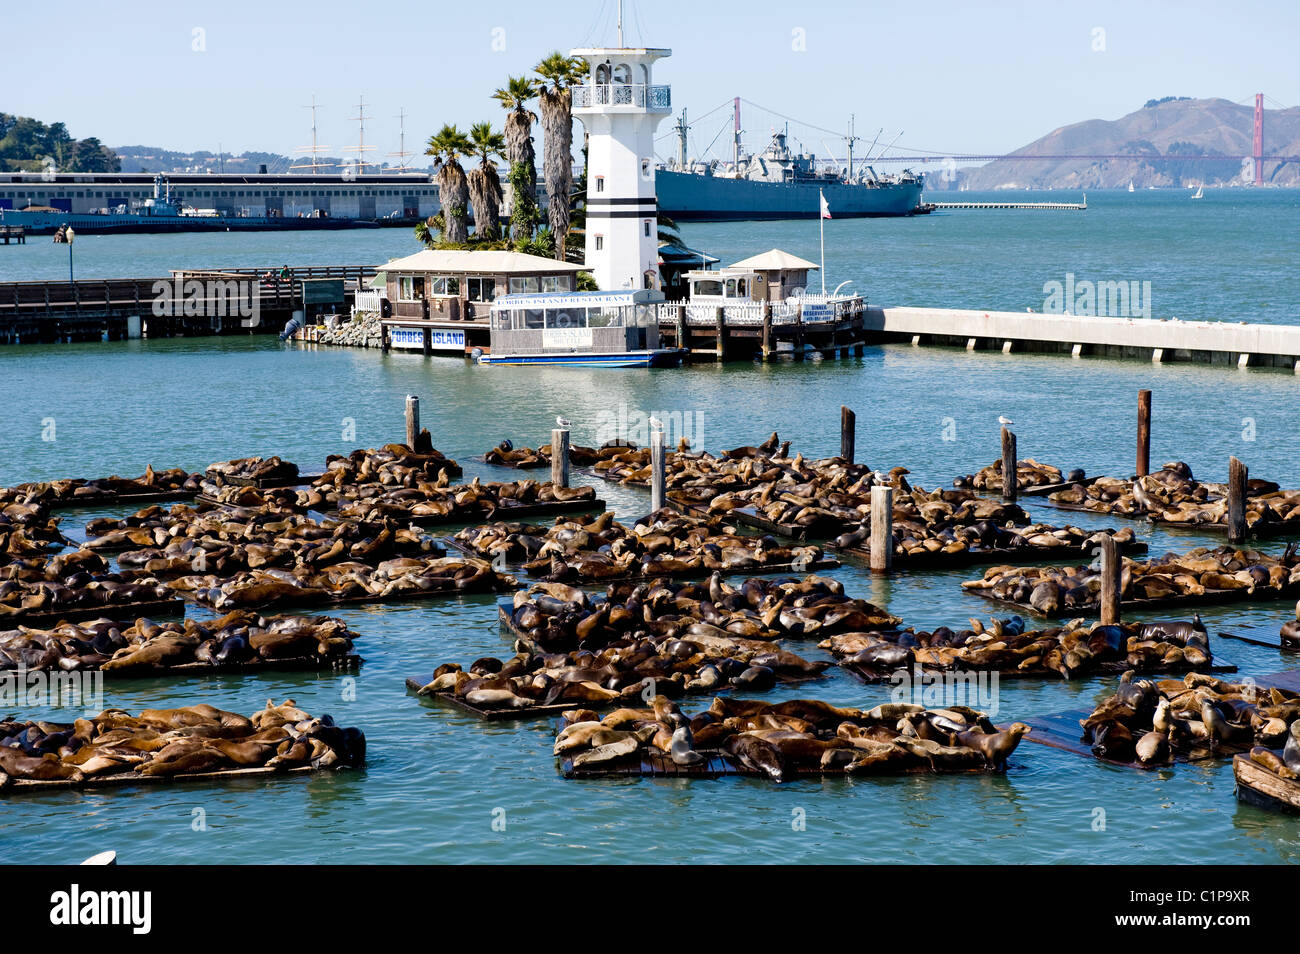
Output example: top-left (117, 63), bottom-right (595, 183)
top-left (669, 726), bottom-right (705, 766)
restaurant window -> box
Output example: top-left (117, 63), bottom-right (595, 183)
top-left (429, 275), bottom-right (459, 296)
top-left (466, 276), bottom-right (495, 301)
top-left (509, 276), bottom-right (540, 294)
top-left (398, 276), bottom-right (425, 301)
top-left (542, 276), bottom-right (566, 293)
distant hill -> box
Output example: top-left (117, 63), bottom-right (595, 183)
top-left (930, 98), bottom-right (1300, 190)
top-left (0, 113), bottom-right (120, 172)
top-left (112, 145), bottom-right (432, 176)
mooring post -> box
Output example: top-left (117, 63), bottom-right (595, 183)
top-left (422, 326), bottom-right (432, 357)
top-left (795, 300), bottom-right (805, 358)
top-left (404, 395), bottom-right (419, 450)
top-left (1001, 427), bottom-right (1018, 501)
top-left (675, 303), bottom-right (686, 349)
top-left (1136, 389), bottom-right (1152, 477)
top-left (840, 406), bottom-right (855, 463)
top-left (1099, 534), bottom-right (1121, 624)
top-left (1227, 455), bottom-right (1248, 543)
top-left (381, 322), bottom-right (390, 354)
top-left (869, 485), bottom-right (893, 573)
top-left (650, 426), bottom-right (666, 513)
top-left (714, 306), bottom-right (725, 361)
top-left (761, 300), bottom-right (772, 361)
top-left (551, 427), bottom-right (570, 489)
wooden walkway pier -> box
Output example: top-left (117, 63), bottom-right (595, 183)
top-left (656, 297), bottom-right (868, 362)
top-left (0, 265), bottom-right (374, 345)
top-left (0, 225), bottom-right (25, 245)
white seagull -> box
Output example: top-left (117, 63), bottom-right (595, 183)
top-left (555, 415), bottom-right (571, 429)
top-left (998, 416), bottom-right (1014, 426)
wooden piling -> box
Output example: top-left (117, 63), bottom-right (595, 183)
top-left (650, 427), bottom-right (666, 513)
top-left (551, 428), bottom-right (570, 488)
top-left (869, 485), bottom-right (893, 574)
top-left (381, 323), bottom-right (390, 354)
top-left (675, 304), bottom-right (686, 349)
top-left (1000, 427), bottom-right (1018, 501)
top-left (422, 326), bottom-right (432, 357)
top-left (1227, 456), bottom-right (1248, 543)
top-left (404, 395), bottom-right (419, 450)
top-left (840, 406), bottom-right (855, 463)
top-left (1099, 535), bottom-right (1121, 624)
top-left (761, 301), bottom-right (772, 361)
top-left (1136, 389), bottom-right (1152, 478)
top-left (715, 307), bottom-right (725, 361)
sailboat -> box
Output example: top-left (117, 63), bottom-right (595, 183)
top-left (1191, 183), bottom-right (1204, 199)
top-left (1127, 181), bottom-right (1135, 193)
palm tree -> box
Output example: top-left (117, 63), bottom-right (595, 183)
top-left (534, 52), bottom-right (586, 261)
top-left (492, 76), bottom-right (541, 242)
top-left (466, 123), bottom-right (506, 242)
top-left (425, 125), bottom-right (472, 244)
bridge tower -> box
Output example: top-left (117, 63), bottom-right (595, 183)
top-left (570, 37), bottom-right (671, 291)
top-left (1253, 93), bottom-right (1264, 186)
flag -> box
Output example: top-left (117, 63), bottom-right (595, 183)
top-left (819, 190), bottom-right (831, 219)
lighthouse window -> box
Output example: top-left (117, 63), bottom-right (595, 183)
top-left (644, 219), bottom-right (651, 237)
top-left (594, 235), bottom-right (604, 251)
top-left (595, 177), bottom-right (604, 193)
top-left (613, 63), bottom-right (631, 84)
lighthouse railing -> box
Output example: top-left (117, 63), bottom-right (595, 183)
top-left (573, 84), bottom-right (671, 110)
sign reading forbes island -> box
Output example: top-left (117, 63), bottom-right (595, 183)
top-left (542, 327), bottom-right (594, 349)
top-left (390, 327), bottom-right (466, 351)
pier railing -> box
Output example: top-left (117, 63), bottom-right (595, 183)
top-left (659, 296), bottom-right (861, 327)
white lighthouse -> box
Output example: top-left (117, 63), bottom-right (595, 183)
top-left (570, 35), bottom-right (671, 292)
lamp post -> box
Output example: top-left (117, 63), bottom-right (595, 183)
top-left (66, 226), bottom-right (75, 283)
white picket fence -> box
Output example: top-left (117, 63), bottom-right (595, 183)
top-left (353, 290), bottom-right (384, 314)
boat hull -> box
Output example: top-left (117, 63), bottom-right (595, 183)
top-left (479, 349), bottom-right (685, 369)
top-left (656, 170), bottom-right (925, 221)
top-left (0, 209), bottom-right (407, 235)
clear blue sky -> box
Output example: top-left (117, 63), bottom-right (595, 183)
top-left (6, 0), bottom-right (1296, 163)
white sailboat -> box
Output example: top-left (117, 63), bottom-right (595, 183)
top-left (1191, 183), bottom-right (1204, 199)
top-left (1127, 181), bottom-right (1134, 192)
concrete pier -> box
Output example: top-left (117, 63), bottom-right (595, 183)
top-left (865, 306), bottom-right (1300, 370)
top-left (929, 200), bottom-right (1086, 211)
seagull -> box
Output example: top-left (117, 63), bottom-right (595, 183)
top-left (555, 416), bottom-right (571, 429)
top-left (872, 470), bottom-right (890, 485)
top-left (998, 416), bottom-right (1014, 426)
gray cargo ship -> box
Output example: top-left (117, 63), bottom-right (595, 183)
top-left (656, 108), bottom-right (925, 221)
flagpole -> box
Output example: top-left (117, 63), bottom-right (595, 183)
top-left (819, 191), bottom-right (826, 295)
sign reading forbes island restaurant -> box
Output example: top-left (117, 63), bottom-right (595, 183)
top-left (542, 326), bottom-right (594, 349)
top-left (390, 327), bottom-right (466, 350)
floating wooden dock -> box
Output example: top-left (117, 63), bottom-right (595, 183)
top-left (0, 225), bottom-right (25, 245)
top-left (559, 749), bottom-right (1006, 779)
top-left (1234, 754), bottom-right (1300, 813)
top-left (0, 761), bottom-right (357, 794)
top-left (929, 200), bottom-right (1087, 211)
top-left (4, 598), bottom-right (186, 628)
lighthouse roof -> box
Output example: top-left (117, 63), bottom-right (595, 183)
top-left (728, 249), bottom-right (819, 271)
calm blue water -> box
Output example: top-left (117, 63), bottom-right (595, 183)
top-left (1, 191), bottom-right (1299, 864)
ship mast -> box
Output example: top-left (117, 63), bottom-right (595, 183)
top-left (732, 97), bottom-right (742, 169)
top-left (617, 0), bottom-right (623, 47)
top-left (290, 95), bottom-right (333, 174)
top-left (844, 114), bottom-right (860, 179)
top-left (388, 108), bottom-right (415, 171)
top-left (675, 108), bottom-right (689, 169)
top-left (348, 95), bottom-right (376, 175)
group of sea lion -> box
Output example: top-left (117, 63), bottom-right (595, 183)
top-left (206, 456), bottom-right (300, 485)
top-left (821, 615), bottom-right (1214, 680)
top-left (313, 443), bottom-right (462, 489)
top-left (0, 699), bottom-right (365, 786)
top-left (0, 466), bottom-right (198, 507)
top-left (0, 501), bottom-right (68, 559)
top-left (454, 508), bottom-right (826, 583)
top-left (416, 629), bottom-right (828, 713)
top-left (0, 611), bottom-right (357, 672)
top-left (956, 457), bottom-right (1079, 490)
top-left (1080, 671), bottom-right (1300, 769)
top-left (555, 694), bottom-right (1030, 780)
top-left (0, 550), bottom-right (172, 622)
top-left (962, 545), bottom-right (1300, 614)
top-left (171, 554), bottom-right (515, 611)
top-left (329, 475), bottom-right (597, 524)
top-left (483, 440), bottom-right (622, 469)
top-left (593, 432), bottom-right (782, 489)
top-left (1049, 460), bottom-right (1299, 529)
top-left (505, 572), bottom-right (901, 653)
top-left (95, 506), bottom-right (441, 580)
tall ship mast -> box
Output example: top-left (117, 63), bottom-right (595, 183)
top-left (657, 98), bottom-right (925, 220)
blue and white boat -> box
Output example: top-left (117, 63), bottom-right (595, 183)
top-left (479, 290), bottom-right (684, 368)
